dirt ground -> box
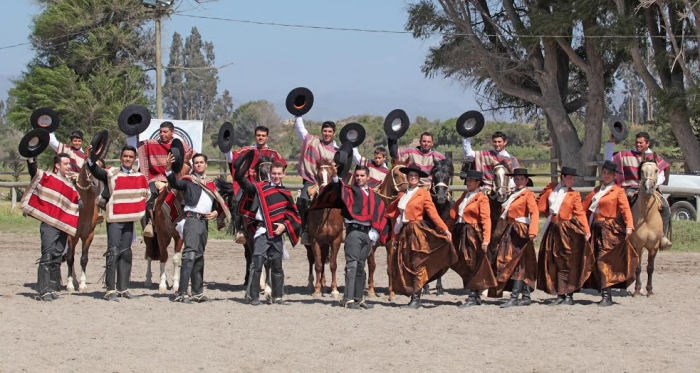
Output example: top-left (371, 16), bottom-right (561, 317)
top-left (0, 232), bottom-right (698, 373)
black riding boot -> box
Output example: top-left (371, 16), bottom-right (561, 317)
top-left (36, 262), bottom-right (53, 302)
top-left (297, 199), bottom-right (310, 244)
top-left (660, 197), bottom-right (673, 249)
top-left (459, 290), bottom-right (480, 308)
top-left (270, 257), bottom-right (286, 304)
top-left (191, 256), bottom-right (208, 302)
top-left (49, 262), bottom-right (62, 299)
top-left (246, 255), bottom-right (264, 305)
top-left (103, 246), bottom-right (119, 301)
top-left (599, 287), bottom-right (613, 307)
top-left (402, 292), bottom-right (422, 309)
top-left (501, 280), bottom-right (522, 308)
top-left (518, 283), bottom-right (532, 306)
top-left (116, 248), bottom-right (133, 297)
top-left (562, 293), bottom-right (575, 305)
top-left (173, 251), bottom-right (195, 303)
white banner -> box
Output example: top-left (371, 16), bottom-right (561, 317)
top-left (138, 119), bottom-right (204, 153)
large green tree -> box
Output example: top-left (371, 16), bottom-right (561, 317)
top-left (7, 0), bottom-right (152, 146)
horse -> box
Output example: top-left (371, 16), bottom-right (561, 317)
top-left (306, 158), bottom-right (344, 297)
top-left (486, 161), bottom-right (512, 252)
top-left (367, 157), bottom-right (409, 300)
top-left (422, 158), bottom-right (455, 295)
top-left (215, 155), bottom-right (273, 296)
top-left (143, 163), bottom-right (190, 293)
top-left (629, 157), bottom-right (665, 297)
top-left (65, 163), bottom-right (101, 292)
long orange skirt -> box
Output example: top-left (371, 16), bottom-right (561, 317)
top-left (584, 219), bottom-right (639, 290)
top-left (450, 223), bottom-right (496, 291)
top-left (493, 222), bottom-right (537, 293)
top-left (537, 220), bottom-right (595, 295)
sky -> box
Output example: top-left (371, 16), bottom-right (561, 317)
top-left (0, 0), bottom-right (482, 122)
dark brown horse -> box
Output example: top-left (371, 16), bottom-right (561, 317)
top-left (143, 163), bottom-right (190, 293)
top-left (367, 157), bottom-right (409, 301)
top-left (65, 163), bottom-right (101, 292)
top-left (306, 158), bottom-right (344, 297)
top-left (422, 158), bottom-right (454, 295)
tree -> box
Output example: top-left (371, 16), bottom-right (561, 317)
top-left (406, 1), bottom-right (627, 182)
top-left (7, 0), bottom-right (152, 148)
top-left (230, 100), bottom-right (281, 148)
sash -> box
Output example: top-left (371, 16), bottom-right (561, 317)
top-left (20, 170), bottom-right (79, 235)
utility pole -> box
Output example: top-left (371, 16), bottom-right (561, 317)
top-left (155, 12), bottom-right (163, 118)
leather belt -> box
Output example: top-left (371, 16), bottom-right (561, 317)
top-left (185, 212), bottom-right (208, 220)
top-left (346, 223), bottom-right (371, 233)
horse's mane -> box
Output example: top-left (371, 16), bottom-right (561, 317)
top-left (495, 160), bottom-right (511, 173)
top-left (432, 159), bottom-right (454, 176)
top-left (317, 158), bottom-right (334, 168)
top-left (637, 154), bottom-right (659, 181)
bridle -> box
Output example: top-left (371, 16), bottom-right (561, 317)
top-left (373, 164), bottom-right (408, 200)
top-left (489, 164), bottom-right (510, 201)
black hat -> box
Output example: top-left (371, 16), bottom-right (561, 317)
top-left (333, 142), bottom-right (354, 177)
top-left (458, 169), bottom-right (484, 180)
top-left (118, 105), bottom-right (152, 136)
top-left (399, 164), bottom-right (428, 178)
top-left (601, 160), bottom-right (622, 174)
top-left (455, 110), bottom-right (485, 138)
top-left (217, 121), bottom-right (234, 153)
top-left (233, 149), bottom-right (255, 182)
top-left (30, 107), bottom-right (60, 133)
top-left (89, 130), bottom-right (110, 163)
top-left (18, 129), bottom-right (50, 158)
top-left (286, 87), bottom-right (314, 116)
top-left (383, 109), bottom-right (410, 140)
top-left (339, 122), bottom-right (366, 148)
top-left (608, 116), bottom-right (628, 144)
top-left (506, 168), bottom-right (536, 177)
top-left (560, 166), bottom-right (581, 176)
top-left (69, 130), bottom-right (84, 139)
top-left (169, 138), bottom-right (185, 174)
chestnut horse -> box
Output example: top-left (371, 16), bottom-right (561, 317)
top-left (367, 157), bottom-right (409, 300)
top-left (143, 163), bottom-right (190, 293)
top-left (65, 163), bottom-right (101, 292)
top-left (306, 158), bottom-right (344, 297)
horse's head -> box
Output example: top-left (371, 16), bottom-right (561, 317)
top-left (639, 157), bottom-right (659, 195)
top-left (255, 155), bottom-right (273, 183)
top-left (315, 158), bottom-right (337, 187)
top-left (431, 159), bottom-right (454, 205)
top-left (491, 161), bottom-right (511, 202)
top-left (75, 163), bottom-right (99, 196)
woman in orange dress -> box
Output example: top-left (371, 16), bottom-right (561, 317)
top-left (386, 165), bottom-right (456, 309)
top-left (582, 160), bottom-right (638, 306)
top-left (446, 170), bottom-right (494, 308)
top-left (493, 168), bottom-right (539, 308)
top-left (536, 167), bottom-right (593, 305)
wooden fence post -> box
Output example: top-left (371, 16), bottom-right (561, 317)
top-left (445, 151), bottom-right (453, 159)
top-left (11, 187), bottom-right (16, 210)
top-left (549, 148), bottom-right (558, 184)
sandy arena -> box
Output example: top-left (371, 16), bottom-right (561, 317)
top-left (0, 232), bottom-right (697, 372)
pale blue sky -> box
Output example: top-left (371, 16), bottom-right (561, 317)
top-left (0, 0), bottom-right (480, 122)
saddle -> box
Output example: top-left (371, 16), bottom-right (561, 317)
top-left (625, 188), bottom-right (663, 211)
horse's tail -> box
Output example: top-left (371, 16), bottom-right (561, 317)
top-left (215, 176), bottom-right (234, 200)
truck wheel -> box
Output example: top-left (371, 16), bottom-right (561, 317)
top-left (670, 201), bottom-right (697, 221)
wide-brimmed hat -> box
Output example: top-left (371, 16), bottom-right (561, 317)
top-left (399, 164), bottom-right (428, 178)
top-left (559, 166), bottom-right (581, 177)
top-left (89, 130), bottom-right (110, 163)
top-left (30, 107), bottom-right (60, 133)
top-left (506, 168), bottom-right (536, 177)
top-left (333, 142), bottom-right (354, 177)
top-left (169, 138), bottom-right (185, 174)
top-left (18, 128), bottom-right (50, 158)
top-left (455, 110), bottom-right (485, 138)
top-left (217, 121), bottom-right (234, 153)
top-left (285, 87), bottom-right (314, 116)
top-left (458, 169), bottom-right (484, 181)
top-left (601, 160), bottom-right (622, 174)
top-left (383, 109), bottom-right (410, 140)
top-left (339, 122), bottom-right (366, 148)
top-left (608, 116), bottom-right (628, 144)
top-left (118, 105), bottom-right (152, 136)
top-left (69, 130), bottom-right (84, 140)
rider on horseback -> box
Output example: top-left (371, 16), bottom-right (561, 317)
top-left (461, 131), bottom-right (519, 189)
top-left (294, 116), bottom-right (340, 245)
top-left (351, 146), bottom-right (389, 188)
top-left (387, 131), bottom-right (445, 188)
top-left (605, 131), bottom-right (672, 249)
top-left (49, 129), bottom-right (86, 175)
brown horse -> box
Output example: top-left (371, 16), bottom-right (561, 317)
top-left (65, 163), bottom-right (101, 292)
top-left (367, 157), bottom-right (409, 300)
top-left (143, 163), bottom-right (190, 293)
top-left (629, 158), bottom-right (664, 297)
top-left (306, 159), bottom-right (344, 297)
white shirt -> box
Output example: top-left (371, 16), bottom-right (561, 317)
top-left (604, 142), bottom-right (665, 186)
top-left (165, 170), bottom-right (213, 215)
top-left (332, 175), bottom-right (379, 243)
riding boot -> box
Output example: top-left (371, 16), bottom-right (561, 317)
top-left (116, 248), bottom-right (132, 295)
top-left (191, 255), bottom-right (206, 300)
top-left (660, 197), bottom-right (673, 249)
top-left (422, 282), bottom-right (431, 295)
top-left (599, 287), bottom-right (613, 307)
top-left (562, 293), bottom-right (575, 305)
top-left (246, 255), bottom-right (264, 305)
top-left (103, 246), bottom-right (118, 292)
top-left (49, 262), bottom-right (62, 299)
top-left (501, 280), bottom-right (522, 308)
top-left (270, 257), bottom-right (286, 304)
top-left (297, 199), bottom-right (310, 245)
top-left (143, 196), bottom-right (155, 238)
top-left (177, 251), bottom-right (196, 297)
top-left (36, 262), bottom-right (53, 301)
top-left (458, 290), bottom-right (480, 308)
top-left (353, 262), bottom-right (367, 304)
top-left (402, 292), bottom-right (422, 309)
top-left (518, 283), bottom-right (532, 306)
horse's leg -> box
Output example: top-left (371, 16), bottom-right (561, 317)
top-left (145, 258), bottom-right (153, 288)
top-left (156, 233), bottom-right (170, 293)
top-left (367, 246), bottom-right (377, 297)
top-left (633, 250), bottom-right (643, 297)
top-left (79, 233), bottom-right (95, 292)
top-left (647, 249), bottom-right (657, 297)
top-left (386, 244), bottom-right (395, 301)
top-left (329, 239), bottom-right (341, 299)
top-left (436, 276), bottom-right (444, 296)
top-left (312, 241), bottom-right (323, 296)
top-left (306, 245), bottom-right (315, 290)
top-left (66, 237), bottom-right (77, 292)
top-left (172, 238), bottom-right (183, 293)
top-left (320, 244), bottom-right (329, 290)
top-left (159, 261), bottom-right (168, 293)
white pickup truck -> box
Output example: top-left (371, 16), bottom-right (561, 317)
top-left (660, 173), bottom-right (700, 220)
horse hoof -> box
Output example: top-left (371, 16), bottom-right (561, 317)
top-left (388, 293), bottom-right (395, 302)
top-left (331, 290), bottom-right (340, 299)
top-left (632, 291), bottom-right (642, 297)
top-left (144, 280), bottom-right (153, 288)
top-left (436, 289), bottom-right (444, 296)
top-left (172, 284), bottom-right (179, 292)
top-left (78, 285), bottom-right (87, 293)
top-left (368, 290), bottom-right (376, 298)
top-left (312, 291), bottom-right (322, 297)
top-left (647, 291), bottom-right (654, 297)
top-left (67, 285), bottom-right (76, 293)
top-left (158, 285), bottom-right (167, 293)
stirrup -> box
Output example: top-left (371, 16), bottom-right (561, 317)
top-left (235, 232), bottom-right (246, 244)
top-left (143, 223), bottom-right (154, 238)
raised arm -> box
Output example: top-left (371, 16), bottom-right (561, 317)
top-left (479, 194), bottom-right (491, 244)
top-left (87, 159), bottom-right (108, 183)
top-left (604, 141), bottom-right (615, 161)
top-left (27, 158), bottom-right (38, 179)
top-left (294, 116), bottom-right (309, 141)
top-left (462, 137), bottom-right (476, 158)
top-left (48, 133), bottom-right (61, 152)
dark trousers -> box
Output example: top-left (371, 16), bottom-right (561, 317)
top-left (105, 222), bottom-right (134, 292)
top-left (343, 228), bottom-right (372, 302)
top-left (296, 181), bottom-right (315, 232)
top-left (38, 222), bottom-right (67, 295)
top-left (247, 233), bottom-right (285, 300)
top-left (178, 217), bottom-right (208, 295)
